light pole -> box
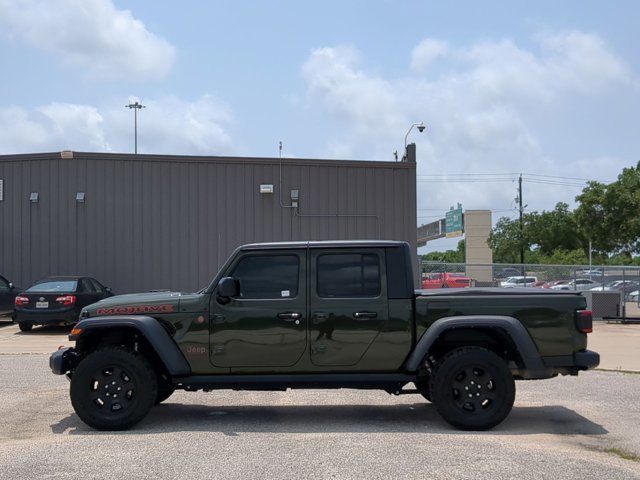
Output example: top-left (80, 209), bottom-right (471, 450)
top-left (403, 122), bottom-right (425, 161)
top-left (125, 101), bottom-right (146, 154)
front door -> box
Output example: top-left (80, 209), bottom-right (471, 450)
top-left (309, 248), bottom-right (388, 367)
top-left (209, 249), bottom-right (307, 369)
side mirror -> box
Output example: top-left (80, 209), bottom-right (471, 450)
top-left (217, 277), bottom-right (239, 299)
top-left (8, 283), bottom-right (14, 289)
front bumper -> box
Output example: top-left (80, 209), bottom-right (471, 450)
top-left (50, 347), bottom-right (80, 375)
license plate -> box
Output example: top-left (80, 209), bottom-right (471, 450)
top-left (36, 301), bottom-right (48, 308)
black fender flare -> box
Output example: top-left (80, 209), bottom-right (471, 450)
top-left (404, 315), bottom-right (551, 378)
top-left (71, 315), bottom-right (191, 376)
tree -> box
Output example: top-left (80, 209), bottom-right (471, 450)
top-left (525, 203), bottom-right (585, 256)
top-left (489, 203), bottom-right (587, 263)
top-left (575, 161), bottom-right (640, 256)
top-left (422, 240), bottom-right (465, 263)
top-left (488, 217), bottom-right (524, 263)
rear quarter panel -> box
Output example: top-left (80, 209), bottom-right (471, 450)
top-left (414, 290), bottom-right (588, 357)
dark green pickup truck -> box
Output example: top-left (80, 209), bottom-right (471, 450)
top-left (50, 241), bottom-right (599, 431)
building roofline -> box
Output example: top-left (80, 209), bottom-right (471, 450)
top-left (0, 151), bottom-right (416, 169)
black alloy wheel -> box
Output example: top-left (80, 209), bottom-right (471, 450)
top-left (70, 347), bottom-right (157, 431)
top-left (429, 347), bottom-right (515, 431)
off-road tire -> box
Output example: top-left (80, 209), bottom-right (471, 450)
top-left (415, 378), bottom-right (431, 402)
top-left (70, 346), bottom-right (158, 431)
top-left (18, 322), bottom-right (32, 332)
top-left (155, 373), bottom-right (176, 405)
top-left (429, 347), bottom-right (515, 431)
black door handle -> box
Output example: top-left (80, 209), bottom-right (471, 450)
top-left (353, 311), bottom-right (377, 319)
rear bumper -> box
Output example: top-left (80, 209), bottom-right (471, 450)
top-left (542, 349), bottom-right (600, 375)
top-left (574, 349), bottom-right (600, 370)
top-left (14, 308), bottom-right (78, 325)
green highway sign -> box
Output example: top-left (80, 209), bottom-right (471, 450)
top-left (445, 205), bottom-right (464, 238)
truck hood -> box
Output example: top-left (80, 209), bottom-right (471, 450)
top-left (83, 291), bottom-right (204, 317)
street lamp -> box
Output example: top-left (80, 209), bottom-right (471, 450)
top-left (125, 101), bottom-right (146, 154)
top-left (402, 122), bottom-right (426, 161)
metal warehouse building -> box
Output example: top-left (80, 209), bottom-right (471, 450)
top-left (0, 151), bottom-right (417, 293)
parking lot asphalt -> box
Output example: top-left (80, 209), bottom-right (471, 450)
top-left (0, 319), bottom-right (639, 479)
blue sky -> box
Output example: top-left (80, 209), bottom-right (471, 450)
top-left (1, 1), bottom-right (638, 252)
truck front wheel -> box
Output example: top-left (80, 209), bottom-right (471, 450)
top-left (429, 347), bottom-right (515, 431)
top-left (70, 346), bottom-right (158, 430)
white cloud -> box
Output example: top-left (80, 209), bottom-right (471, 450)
top-left (0, 96), bottom-right (234, 155)
top-left (0, 104), bottom-right (107, 152)
top-left (302, 46), bottom-right (406, 140)
top-left (536, 31), bottom-right (632, 92)
top-left (0, 0), bottom-right (176, 80)
top-left (110, 95), bottom-right (234, 155)
top-left (411, 39), bottom-right (449, 72)
top-left (301, 31), bottom-right (637, 231)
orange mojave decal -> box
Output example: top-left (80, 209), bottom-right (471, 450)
top-left (96, 305), bottom-right (175, 315)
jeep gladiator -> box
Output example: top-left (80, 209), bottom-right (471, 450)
top-left (50, 241), bottom-right (599, 431)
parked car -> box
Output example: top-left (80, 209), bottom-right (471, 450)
top-left (551, 278), bottom-right (601, 291)
top-left (0, 275), bottom-right (20, 319)
top-left (421, 272), bottom-right (472, 289)
top-left (14, 276), bottom-right (113, 332)
top-left (500, 276), bottom-right (538, 288)
top-left (628, 290), bottom-right (639, 302)
top-left (542, 280), bottom-right (570, 289)
top-left (590, 280), bottom-right (640, 297)
top-left (580, 268), bottom-right (605, 276)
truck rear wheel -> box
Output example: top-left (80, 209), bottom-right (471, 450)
top-left (70, 346), bottom-right (157, 430)
top-left (429, 347), bottom-right (515, 431)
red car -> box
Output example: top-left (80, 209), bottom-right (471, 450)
top-left (421, 272), bottom-right (472, 289)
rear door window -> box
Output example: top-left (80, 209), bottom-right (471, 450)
top-left (316, 253), bottom-right (380, 298)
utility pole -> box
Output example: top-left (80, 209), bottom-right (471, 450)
top-left (519, 174), bottom-right (524, 270)
top-left (125, 101), bottom-right (145, 154)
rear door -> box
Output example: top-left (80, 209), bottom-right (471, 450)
top-left (78, 278), bottom-right (103, 308)
top-left (309, 248), bottom-right (388, 367)
top-left (209, 248), bottom-right (307, 369)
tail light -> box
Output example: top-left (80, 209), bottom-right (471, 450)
top-left (15, 296), bottom-right (29, 307)
top-left (56, 295), bottom-right (76, 306)
top-left (575, 310), bottom-right (593, 333)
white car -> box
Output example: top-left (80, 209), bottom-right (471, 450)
top-left (590, 280), bottom-right (639, 293)
top-left (627, 290), bottom-right (639, 302)
top-left (552, 278), bottom-right (600, 291)
top-left (580, 268), bottom-right (605, 276)
top-left (500, 276), bottom-right (538, 288)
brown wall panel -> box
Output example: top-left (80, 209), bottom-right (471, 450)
top-left (1, 152), bottom-right (416, 293)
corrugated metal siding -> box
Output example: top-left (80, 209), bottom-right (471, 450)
top-left (0, 152), bottom-right (416, 293)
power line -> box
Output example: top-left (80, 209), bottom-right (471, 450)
top-left (416, 172), bottom-right (613, 184)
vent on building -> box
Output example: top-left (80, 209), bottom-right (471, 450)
top-left (60, 150), bottom-right (74, 159)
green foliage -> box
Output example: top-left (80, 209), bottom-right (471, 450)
top-left (422, 240), bottom-right (465, 263)
top-left (488, 217), bottom-right (523, 263)
top-left (575, 162), bottom-right (640, 256)
top-left (486, 163), bottom-right (640, 264)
